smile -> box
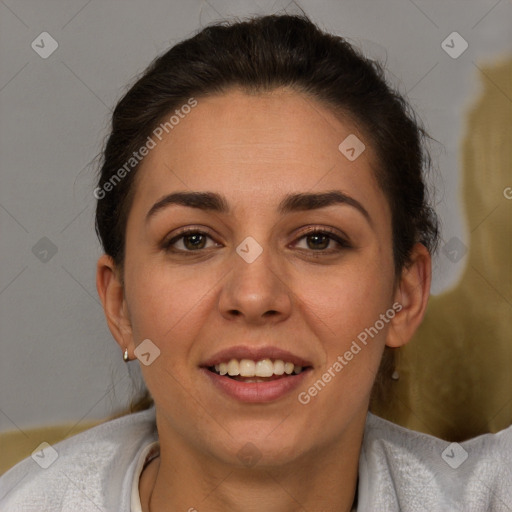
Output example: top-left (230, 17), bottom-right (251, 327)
top-left (209, 358), bottom-right (305, 380)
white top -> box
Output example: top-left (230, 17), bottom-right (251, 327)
top-left (130, 441), bottom-right (159, 512)
top-left (1, 406), bottom-right (511, 511)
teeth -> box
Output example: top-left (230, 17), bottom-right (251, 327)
top-left (273, 360), bottom-right (285, 375)
top-left (239, 359), bottom-right (256, 377)
top-left (227, 359), bottom-right (240, 376)
top-left (255, 359), bottom-right (273, 377)
top-left (211, 358), bottom-right (305, 377)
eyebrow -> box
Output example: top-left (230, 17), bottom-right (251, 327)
top-left (145, 190), bottom-right (372, 226)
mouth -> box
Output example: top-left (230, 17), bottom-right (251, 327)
top-left (200, 346), bottom-right (313, 402)
top-left (206, 358), bottom-right (309, 382)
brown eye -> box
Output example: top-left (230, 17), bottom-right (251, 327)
top-left (163, 229), bottom-right (218, 252)
top-left (294, 228), bottom-right (351, 253)
top-left (182, 233), bottom-right (207, 250)
top-left (305, 232), bottom-right (330, 250)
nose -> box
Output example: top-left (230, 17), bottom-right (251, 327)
top-left (218, 243), bottom-right (293, 326)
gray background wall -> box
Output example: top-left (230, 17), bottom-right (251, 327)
top-left (1, 0), bottom-right (511, 432)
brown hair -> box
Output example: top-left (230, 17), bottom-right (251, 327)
top-left (95, 13), bottom-right (440, 412)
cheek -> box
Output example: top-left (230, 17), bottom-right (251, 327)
top-left (294, 259), bottom-right (393, 422)
top-left (295, 248), bottom-right (395, 409)
top-left (124, 259), bottom-right (218, 345)
top-left (123, 261), bottom-right (216, 415)
top-left (300, 253), bottom-right (394, 338)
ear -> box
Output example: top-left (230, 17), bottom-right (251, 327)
top-left (96, 254), bottom-right (135, 357)
top-left (385, 242), bottom-right (432, 348)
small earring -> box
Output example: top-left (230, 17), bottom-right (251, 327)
top-left (123, 348), bottom-right (129, 362)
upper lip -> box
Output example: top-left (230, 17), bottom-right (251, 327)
top-left (201, 345), bottom-right (313, 368)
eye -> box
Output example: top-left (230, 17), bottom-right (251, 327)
top-left (162, 226), bottom-right (351, 255)
top-left (162, 228), bottom-right (219, 252)
top-left (293, 227), bottom-right (351, 253)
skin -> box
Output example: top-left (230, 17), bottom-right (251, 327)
top-left (96, 87), bottom-right (431, 512)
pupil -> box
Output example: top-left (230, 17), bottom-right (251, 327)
top-left (185, 234), bottom-right (205, 250)
top-left (308, 234), bottom-right (328, 250)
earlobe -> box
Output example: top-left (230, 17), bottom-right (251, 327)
top-left (96, 254), bottom-right (134, 354)
top-left (385, 243), bottom-right (432, 348)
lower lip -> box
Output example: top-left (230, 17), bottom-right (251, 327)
top-left (201, 367), bottom-right (311, 403)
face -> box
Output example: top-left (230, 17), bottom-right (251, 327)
top-left (100, 87), bottom-right (422, 467)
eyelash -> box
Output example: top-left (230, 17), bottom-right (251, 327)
top-left (161, 227), bottom-right (351, 255)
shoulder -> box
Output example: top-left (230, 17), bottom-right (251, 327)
top-left (0, 407), bottom-right (158, 512)
top-left (358, 412), bottom-right (512, 510)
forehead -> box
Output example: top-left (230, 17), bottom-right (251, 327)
top-left (132, 87), bottom-right (388, 220)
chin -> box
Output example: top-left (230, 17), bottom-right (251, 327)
top-left (205, 424), bottom-right (311, 469)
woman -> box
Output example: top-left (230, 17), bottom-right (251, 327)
top-left (1, 13), bottom-right (510, 512)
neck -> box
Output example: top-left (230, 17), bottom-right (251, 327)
top-left (140, 414), bottom-right (365, 512)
